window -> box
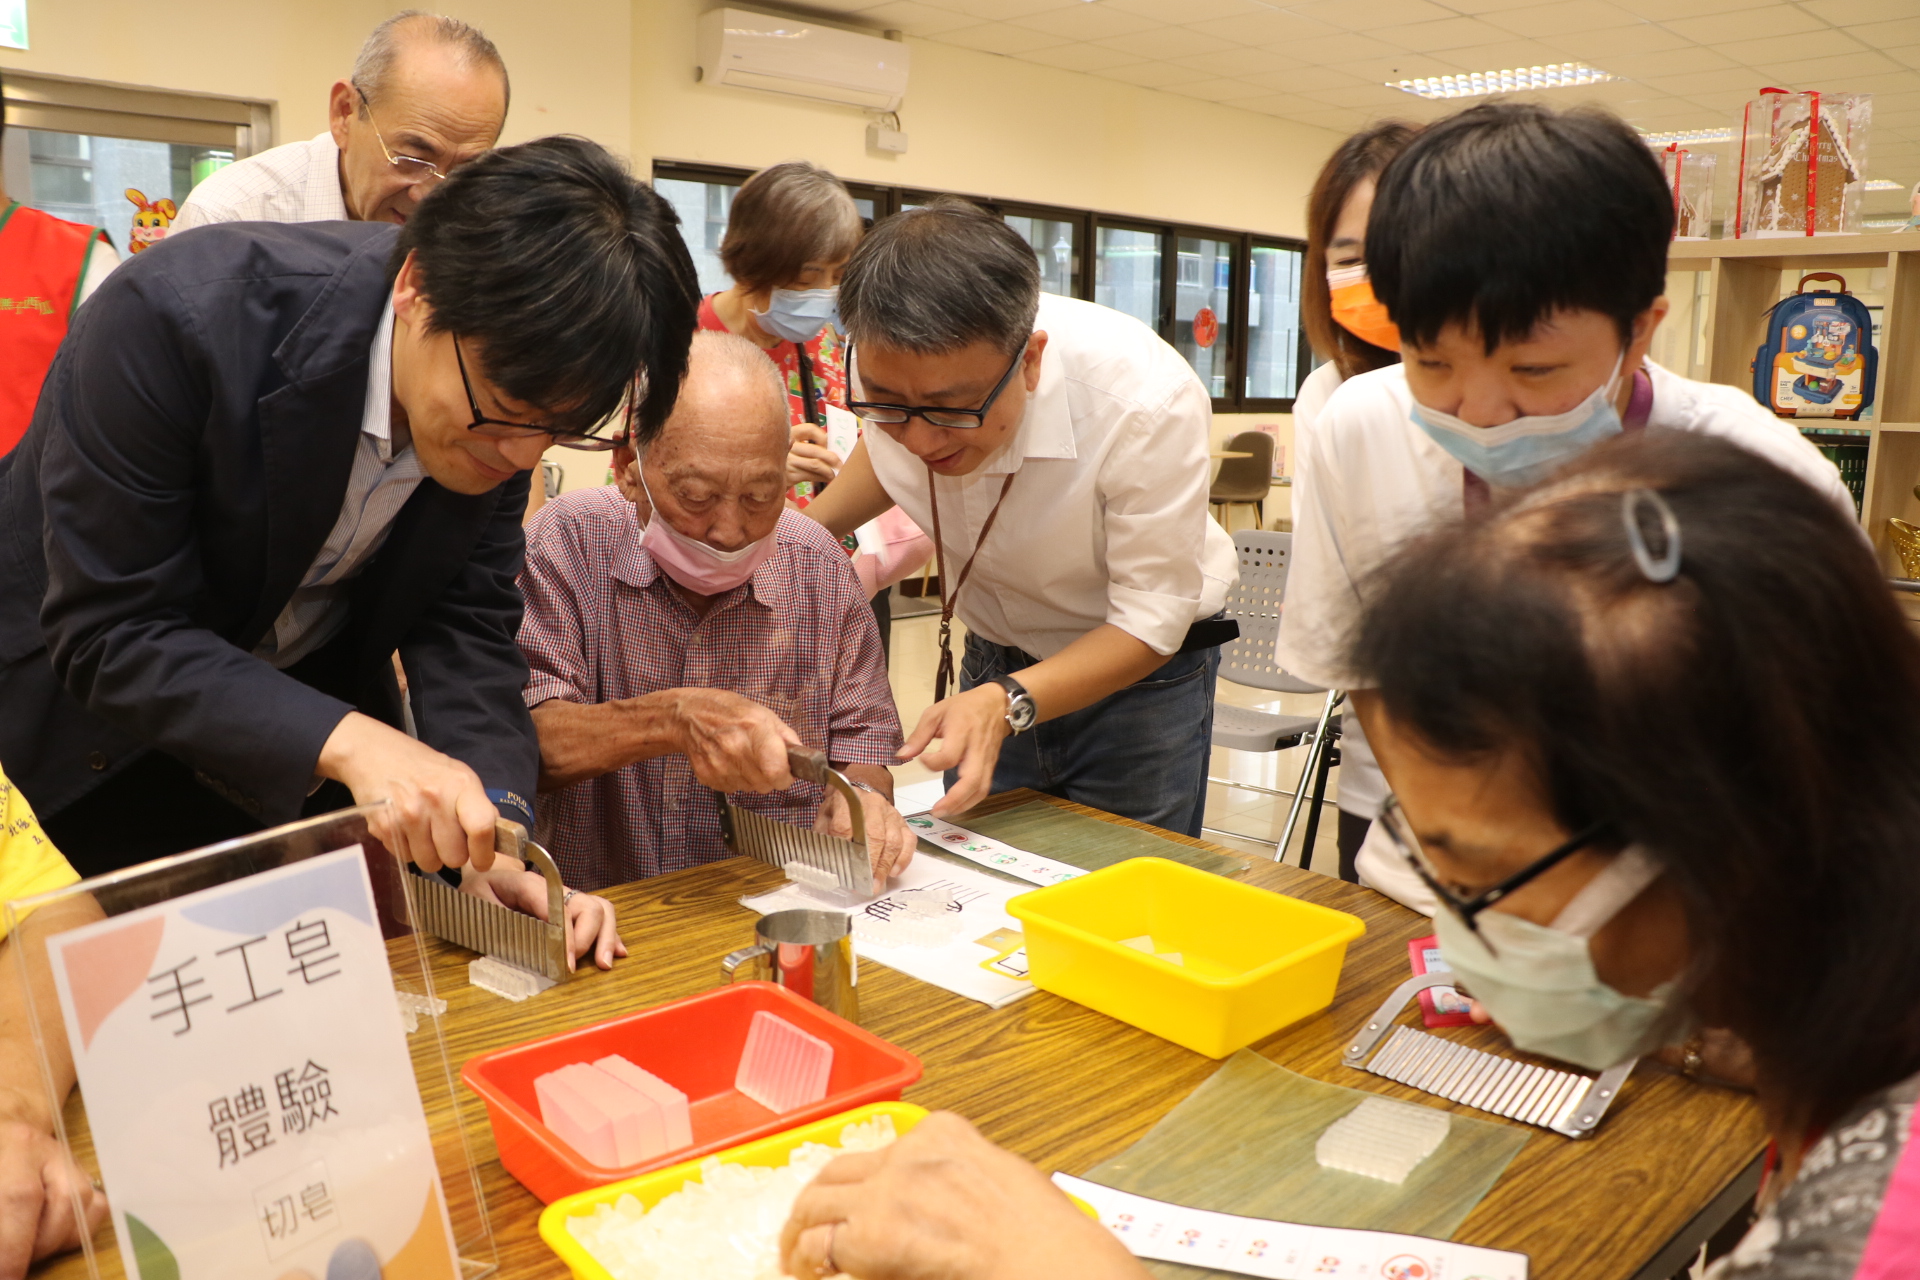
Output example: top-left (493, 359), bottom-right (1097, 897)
top-left (22, 132), bottom-right (234, 241)
top-left (651, 160), bottom-right (1304, 410)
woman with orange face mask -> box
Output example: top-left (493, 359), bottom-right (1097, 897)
top-left (1292, 121), bottom-right (1420, 883)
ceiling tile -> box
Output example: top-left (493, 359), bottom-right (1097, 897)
top-left (931, 20), bottom-right (1073, 53)
top-left (1230, 92), bottom-right (1323, 116)
top-left (1014, 42), bottom-right (1154, 71)
top-left (1484, 0), bottom-right (1645, 39)
top-left (1720, 27), bottom-right (1867, 62)
top-left (1285, 0), bottom-right (1461, 32)
top-left (1380, 16), bottom-right (1522, 52)
top-left (1662, 5), bottom-right (1827, 43)
top-left (1168, 47), bottom-right (1293, 77)
top-left (1425, 37), bottom-right (1583, 70)
top-left (1099, 0), bottom-right (1268, 20)
top-left (1259, 32), bottom-right (1406, 64)
top-left (791, 0), bottom-right (881, 11)
top-left (1609, 0), bottom-right (1750, 15)
top-left (1310, 81), bottom-right (1429, 108)
top-left (1011, 5), bottom-right (1165, 40)
top-left (1819, 72), bottom-right (1920, 97)
top-left (1846, 17), bottom-right (1920, 47)
top-left (1891, 44), bottom-right (1920, 69)
top-left (1238, 64), bottom-right (1370, 92)
top-left (932, 0), bottom-right (1078, 19)
top-left (1636, 67), bottom-right (1765, 97)
top-left (1601, 46), bottom-right (1738, 77)
top-left (1290, 105), bottom-right (1377, 131)
top-left (1166, 77), bottom-right (1275, 101)
top-left (853, 2), bottom-right (980, 37)
top-left (1182, 10), bottom-right (1346, 46)
top-left (1332, 54), bottom-right (1470, 83)
top-left (1542, 21), bottom-right (1692, 59)
top-left (1094, 25), bottom-right (1237, 58)
top-left (1093, 59), bottom-right (1217, 87)
top-left (1795, 0), bottom-right (1920, 23)
top-left (1751, 49), bottom-right (1906, 82)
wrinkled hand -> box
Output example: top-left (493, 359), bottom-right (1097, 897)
top-left (669, 689), bottom-right (802, 792)
top-left (318, 712), bottom-right (497, 874)
top-left (0, 1107), bottom-right (106, 1280)
top-left (897, 686), bottom-right (1011, 818)
top-left (787, 423), bottom-right (843, 489)
top-left (814, 784), bottom-right (915, 893)
top-left (461, 862), bottom-right (627, 972)
top-left (778, 1112), bottom-right (1142, 1280)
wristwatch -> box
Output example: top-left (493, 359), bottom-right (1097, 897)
top-left (993, 675), bottom-right (1038, 735)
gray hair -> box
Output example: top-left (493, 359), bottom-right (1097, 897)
top-left (352, 11), bottom-right (510, 110)
top-left (839, 196), bottom-right (1039, 356)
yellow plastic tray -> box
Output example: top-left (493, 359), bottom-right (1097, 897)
top-left (538, 1101), bottom-right (928, 1280)
top-left (1008, 856), bottom-right (1366, 1058)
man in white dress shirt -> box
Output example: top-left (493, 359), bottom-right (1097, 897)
top-left (803, 199), bottom-right (1238, 836)
top-left (1275, 102), bottom-right (1851, 910)
top-left (171, 11), bottom-right (508, 231)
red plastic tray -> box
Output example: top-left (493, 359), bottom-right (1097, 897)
top-left (461, 981), bottom-right (921, 1204)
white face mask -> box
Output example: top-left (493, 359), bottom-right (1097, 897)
top-left (1410, 350), bottom-right (1628, 489)
top-left (1431, 844), bottom-right (1685, 1071)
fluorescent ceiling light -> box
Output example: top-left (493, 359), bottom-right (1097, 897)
top-left (1864, 179), bottom-right (1905, 191)
top-left (1640, 127), bottom-right (1737, 145)
top-left (1392, 62), bottom-right (1617, 100)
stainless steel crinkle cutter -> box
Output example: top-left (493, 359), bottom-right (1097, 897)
top-left (1342, 970), bottom-right (1637, 1139)
top-left (408, 819), bottom-right (571, 981)
top-left (714, 744), bottom-right (873, 895)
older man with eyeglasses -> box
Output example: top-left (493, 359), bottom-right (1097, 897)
top-left (171, 11), bottom-right (508, 233)
top-left (0, 137), bottom-right (697, 948)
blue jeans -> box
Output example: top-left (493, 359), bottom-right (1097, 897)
top-left (950, 629), bottom-right (1221, 838)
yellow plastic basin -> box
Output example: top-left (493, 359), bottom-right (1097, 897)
top-left (1007, 857), bottom-right (1366, 1058)
top-left (538, 1101), bottom-right (927, 1280)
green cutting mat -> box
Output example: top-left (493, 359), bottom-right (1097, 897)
top-left (916, 799), bottom-right (1250, 885)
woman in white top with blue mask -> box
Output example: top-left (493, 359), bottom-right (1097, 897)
top-left (1277, 101), bottom-right (1851, 913)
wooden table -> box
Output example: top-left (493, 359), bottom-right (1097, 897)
top-left (35, 791), bottom-right (1763, 1280)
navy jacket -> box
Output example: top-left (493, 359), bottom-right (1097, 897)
top-left (0, 221), bottom-right (537, 827)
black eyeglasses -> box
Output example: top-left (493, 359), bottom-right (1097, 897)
top-left (356, 86), bottom-right (450, 186)
top-left (1377, 795), bottom-right (1610, 948)
top-left (452, 338), bottom-right (625, 452)
top-left (847, 342), bottom-right (1026, 430)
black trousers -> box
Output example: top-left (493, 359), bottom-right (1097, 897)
top-left (1337, 810), bottom-right (1370, 885)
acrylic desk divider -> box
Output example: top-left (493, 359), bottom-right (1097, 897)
top-left (3, 802), bottom-right (497, 1280)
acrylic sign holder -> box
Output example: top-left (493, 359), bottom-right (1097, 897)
top-left (3, 803), bottom-right (497, 1280)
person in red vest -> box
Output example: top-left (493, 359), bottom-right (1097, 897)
top-left (0, 70), bottom-right (120, 458)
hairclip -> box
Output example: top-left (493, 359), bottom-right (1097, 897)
top-left (1622, 488), bottom-right (1681, 584)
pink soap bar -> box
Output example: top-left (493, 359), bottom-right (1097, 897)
top-left (735, 1011), bottom-right (834, 1114)
top-left (534, 1069), bottom-right (618, 1168)
top-left (556, 1063), bottom-right (666, 1166)
top-left (595, 1055), bottom-right (693, 1152)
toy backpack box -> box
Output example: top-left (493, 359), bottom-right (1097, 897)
top-left (1752, 272), bottom-right (1878, 420)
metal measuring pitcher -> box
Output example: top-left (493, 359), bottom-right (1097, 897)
top-left (722, 910), bottom-right (858, 1024)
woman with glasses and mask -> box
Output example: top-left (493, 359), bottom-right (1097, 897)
top-left (802, 198), bottom-right (1238, 834)
top-left (773, 429), bottom-right (1920, 1280)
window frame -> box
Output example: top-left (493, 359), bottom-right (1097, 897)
top-left (650, 161), bottom-right (1305, 411)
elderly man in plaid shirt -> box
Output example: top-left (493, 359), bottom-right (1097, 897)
top-left (517, 331), bottom-right (914, 891)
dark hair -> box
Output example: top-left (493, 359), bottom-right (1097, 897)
top-left (1303, 121), bottom-right (1420, 381)
top-left (720, 161), bottom-right (862, 293)
top-left (1352, 430), bottom-right (1920, 1136)
top-left (840, 196), bottom-right (1038, 356)
top-left (1367, 102), bottom-right (1673, 353)
top-left (392, 135), bottom-right (699, 443)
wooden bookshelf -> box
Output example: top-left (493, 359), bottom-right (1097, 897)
top-left (1668, 233), bottom-right (1920, 576)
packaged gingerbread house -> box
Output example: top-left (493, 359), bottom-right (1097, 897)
top-left (1660, 144), bottom-right (1716, 239)
top-left (1736, 88), bottom-right (1872, 237)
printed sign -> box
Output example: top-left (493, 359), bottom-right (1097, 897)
top-left (902, 815), bottom-right (1087, 888)
top-left (0, 0), bottom-right (25, 49)
top-left (49, 848), bottom-right (458, 1280)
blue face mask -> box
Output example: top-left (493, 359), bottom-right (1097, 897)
top-left (752, 287), bottom-right (841, 344)
top-left (1411, 351), bottom-right (1627, 489)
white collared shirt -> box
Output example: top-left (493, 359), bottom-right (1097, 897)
top-left (171, 133), bottom-right (348, 232)
top-left (1275, 359), bottom-right (1856, 694)
top-left (865, 293), bottom-right (1238, 659)
top-left (254, 303), bottom-right (428, 669)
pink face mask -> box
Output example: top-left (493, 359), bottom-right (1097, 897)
top-left (638, 469), bottom-right (777, 595)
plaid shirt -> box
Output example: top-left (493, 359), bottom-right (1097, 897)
top-left (518, 487), bottom-right (901, 889)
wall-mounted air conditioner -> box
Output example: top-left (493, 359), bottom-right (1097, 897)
top-left (696, 7), bottom-right (909, 113)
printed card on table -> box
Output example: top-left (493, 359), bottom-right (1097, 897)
top-left (48, 847), bottom-right (457, 1280)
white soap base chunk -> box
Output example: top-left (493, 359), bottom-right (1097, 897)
top-left (566, 1115), bottom-right (897, 1280)
top-left (1315, 1096), bottom-right (1451, 1184)
top-left (896, 887), bottom-right (956, 918)
top-left (469, 955), bottom-right (557, 1002)
top-left (394, 989), bottom-right (447, 1033)
top-left (736, 1010), bottom-right (834, 1113)
top-left (852, 911), bottom-right (957, 949)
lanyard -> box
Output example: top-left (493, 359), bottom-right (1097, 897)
top-left (795, 344), bottom-right (823, 427)
top-left (926, 466), bottom-right (1017, 701)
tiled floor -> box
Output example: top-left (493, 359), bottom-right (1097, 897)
top-left (882, 603), bottom-right (1345, 880)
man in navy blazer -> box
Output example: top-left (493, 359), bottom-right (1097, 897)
top-left (0, 136), bottom-right (698, 893)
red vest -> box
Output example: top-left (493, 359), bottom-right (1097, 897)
top-left (0, 203), bottom-right (106, 456)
